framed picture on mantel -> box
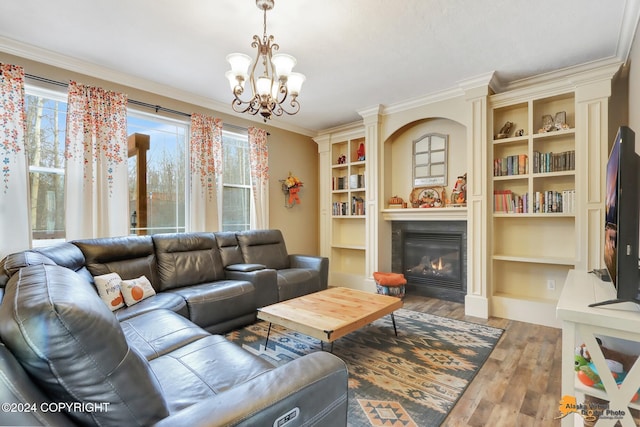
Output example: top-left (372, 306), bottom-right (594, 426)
top-left (413, 133), bottom-right (448, 187)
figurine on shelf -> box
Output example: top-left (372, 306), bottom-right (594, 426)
top-left (450, 173), bottom-right (467, 206)
top-left (495, 121), bottom-right (513, 139)
top-left (357, 142), bottom-right (365, 161)
top-left (337, 154), bottom-right (346, 164)
top-left (554, 111), bottom-right (570, 130)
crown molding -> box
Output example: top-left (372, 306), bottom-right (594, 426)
top-left (0, 36), bottom-right (317, 137)
top-left (382, 86), bottom-right (464, 117)
top-left (617, 0), bottom-right (640, 61)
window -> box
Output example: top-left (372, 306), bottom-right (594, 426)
top-left (24, 86), bottom-right (249, 239)
top-left (222, 130), bottom-right (251, 231)
top-left (24, 87), bottom-right (67, 242)
top-left (127, 111), bottom-right (188, 235)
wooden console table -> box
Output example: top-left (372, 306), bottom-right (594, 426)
top-left (557, 270), bottom-right (640, 426)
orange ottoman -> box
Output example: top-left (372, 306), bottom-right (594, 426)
top-left (373, 272), bottom-right (406, 300)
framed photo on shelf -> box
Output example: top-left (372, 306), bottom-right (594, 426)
top-left (410, 186), bottom-right (445, 208)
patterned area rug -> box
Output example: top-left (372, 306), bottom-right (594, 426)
top-left (226, 308), bottom-right (503, 427)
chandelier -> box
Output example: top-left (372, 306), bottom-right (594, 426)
top-left (225, 0), bottom-right (305, 122)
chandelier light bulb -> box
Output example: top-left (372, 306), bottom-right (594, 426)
top-left (256, 76), bottom-right (272, 97)
top-left (271, 53), bottom-right (297, 78)
top-left (225, 70), bottom-right (247, 91)
top-left (226, 53), bottom-right (252, 75)
top-left (286, 72), bottom-right (306, 97)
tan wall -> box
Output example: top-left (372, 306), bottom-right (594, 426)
top-left (0, 52), bottom-right (320, 255)
top-left (628, 24), bottom-right (640, 151)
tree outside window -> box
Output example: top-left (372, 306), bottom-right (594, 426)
top-left (25, 88), bottom-right (67, 242)
top-left (222, 131), bottom-right (251, 231)
top-left (127, 112), bottom-right (187, 235)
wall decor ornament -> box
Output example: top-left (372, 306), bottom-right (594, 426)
top-left (280, 172), bottom-right (303, 208)
top-left (410, 186), bottom-right (445, 208)
top-left (413, 133), bottom-right (448, 187)
top-left (450, 173), bottom-right (467, 206)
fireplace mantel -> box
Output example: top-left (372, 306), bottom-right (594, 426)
top-left (382, 207), bottom-right (467, 222)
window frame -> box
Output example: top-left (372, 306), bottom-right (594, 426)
top-left (24, 85), bottom-right (68, 247)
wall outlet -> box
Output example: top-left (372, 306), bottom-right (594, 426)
top-left (547, 279), bottom-right (556, 290)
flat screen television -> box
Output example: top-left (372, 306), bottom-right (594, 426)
top-left (590, 126), bottom-right (640, 307)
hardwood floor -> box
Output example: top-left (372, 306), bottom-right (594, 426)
top-left (401, 294), bottom-right (562, 427)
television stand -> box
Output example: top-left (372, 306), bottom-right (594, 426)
top-left (558, 270), bottom-right (640, 427)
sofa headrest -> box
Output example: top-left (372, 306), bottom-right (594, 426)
top-left (152, 232), bottom-right (225, 291)
top-left (0, 264), bottom-right (169, 426)
top-left (237, 229), bottom-right (290, 270)
top-left (0, 252), bottom-right (56, 288)
top-left (74, 235), bottom-right (160, 289)
top-left (31, 242), bottom-right (94, 284)
top-left (215, 231), bottom-right (244, 266)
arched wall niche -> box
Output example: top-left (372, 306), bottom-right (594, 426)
top-left (382, 116), bottom-right (467, 205)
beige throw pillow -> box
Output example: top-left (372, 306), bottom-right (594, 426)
top-left (120, 275), bottom-right (156, 306)
top-left (94, 272), bottom-right (125, 311)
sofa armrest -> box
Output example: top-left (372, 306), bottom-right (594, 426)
top-left (224, 267), bottom-right (278, 307)
top-left (225, 263), bottom-right (266, 272)
top-left (290, 255), bottom-right (329, 290)
top-left (152, 351), bottom-right (348, 427)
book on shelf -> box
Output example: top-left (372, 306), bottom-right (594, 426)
top-left (532, 150), bottom-right (575, 173)
top-left (493, 154), bottom-right (528, 177)
top-left (332, 201), bottom-right (348, 216)
top-left (493, 190), bottom-right (527, 213)
top-left (349, 174), bottom-right (365, 189)
top-left (351, 196), bottom-right (365, 215)
top-left (332, 176), bottom-right (348, 190)
top-left (532, 189), bottom-right (575, 213)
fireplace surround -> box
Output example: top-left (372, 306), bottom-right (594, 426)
top-left (392, 220), bottom-right (467, 302)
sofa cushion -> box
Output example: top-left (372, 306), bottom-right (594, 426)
top-left (153, 232), bottom-right (226, 291)
top-left (120, 309), bottom-right (210, 360)
top-left (237, 229), bottom-right (290, 270)
top-left (74, 235), bottom-right (160, 290)
top-left (148, 334), bottom-right (274, 413)
top-left (166, 280), bottom-right (256, 329)
top-left (0, 264), bottom-right (169, 426)
top-left (277, 268), bottom-right (323, 301)
top-left (120, 275), bottom-right (156, 306)
top-left (114, 291), bottom-right (188, 322)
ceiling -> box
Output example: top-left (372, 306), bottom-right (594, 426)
top-left (0, 0), bottom-right (639, 136)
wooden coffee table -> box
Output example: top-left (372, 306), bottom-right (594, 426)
top-left (256, 287), bottom-right (403, 351)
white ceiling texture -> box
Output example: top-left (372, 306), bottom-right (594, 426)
top-left (0, 0), bottom-right (639, 135)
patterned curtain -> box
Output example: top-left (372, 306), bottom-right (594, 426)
top-left (0, 64), bottom-right (30, 257)
top-left (189, 113), bottom-right (223, 231)
top-left (64, 81), bottom-right (128, 240)
top-left (248, 126), bottom-right (269, 229)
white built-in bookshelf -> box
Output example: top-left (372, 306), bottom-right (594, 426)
top-left (490, 92), bottom-right (578, 324)
top-left (329, 133), bottom-right (367, 285)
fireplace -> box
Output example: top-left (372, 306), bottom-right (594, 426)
top-left (392, 221), bottom-right (467, 302)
